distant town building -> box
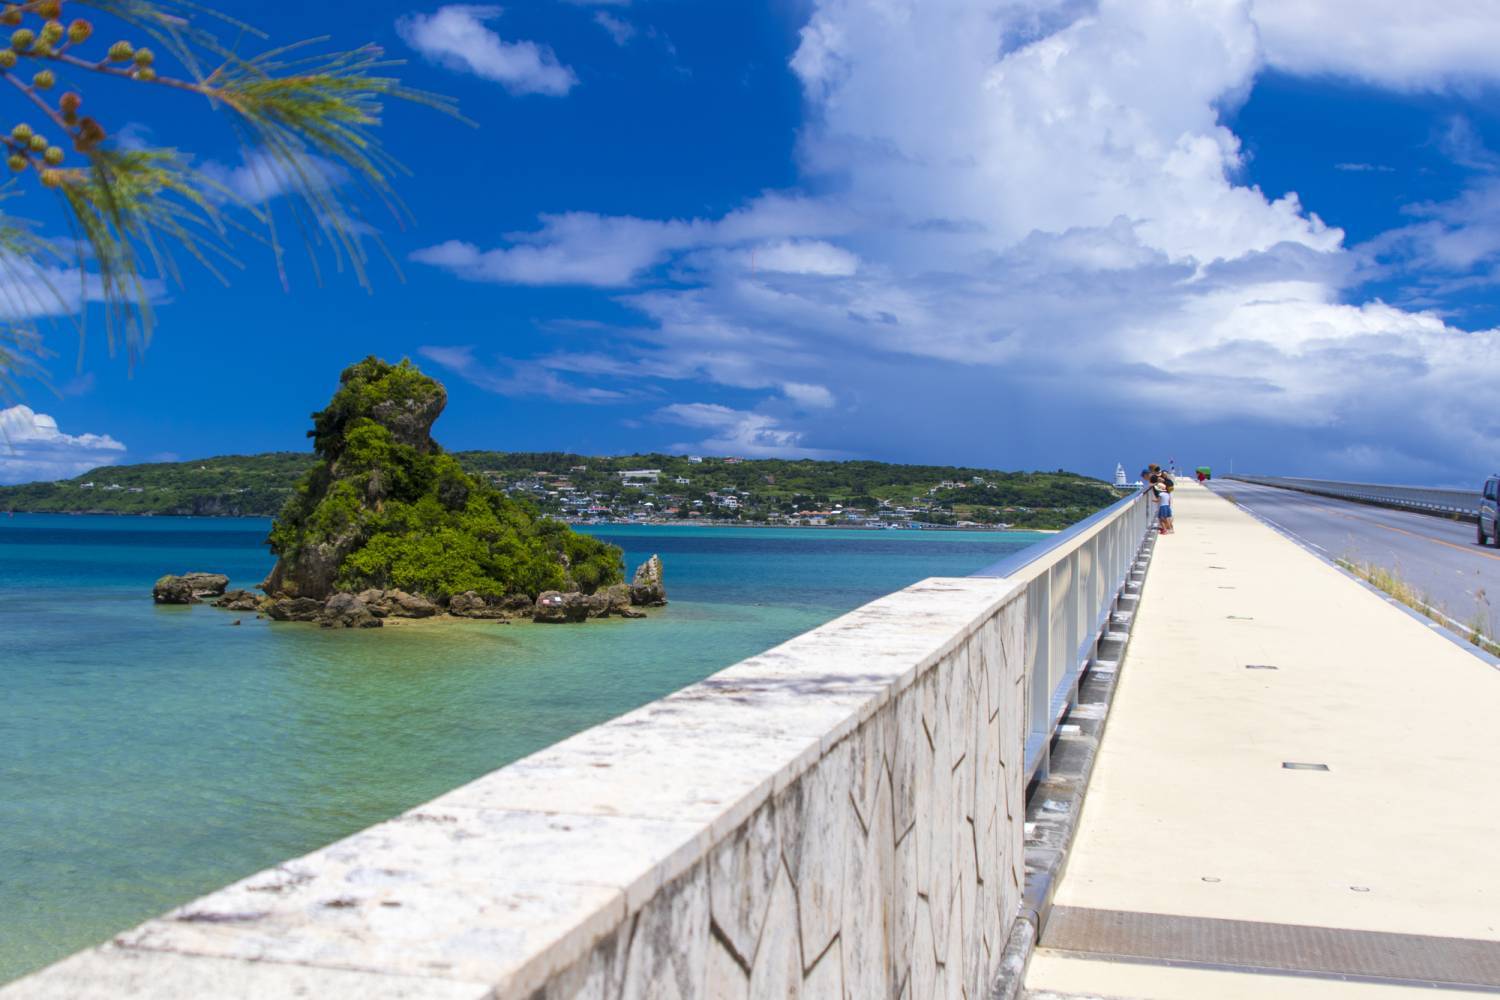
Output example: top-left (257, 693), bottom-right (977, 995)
top-left (688, 456), bottom-right (703, 464)
top-left (617, 469), bottom-right (662, 484)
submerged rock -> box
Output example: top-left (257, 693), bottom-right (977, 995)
top-left (354, 589), bottom-right (438, 619)
top-left (533, 590), bottom-right (589, 624)
top-left (152, 575), bottom-right (197, 605)
top-left (153, 571), bottom-right (230, 605)
top-left (213, 589), bottom-right (264, 612)
top-left (266, 597), bottom-right (324, 622)
top-left (629, 555), bottom-right (667, 607)
top-left (603, 583), bottom-right (633, 615)
top-left (179, 573), bottom-right (229, 598)
top-left (355, 589), bottom-right (390, 617)
top-left (387, 590), bottom-right (438, 618)
top-left (498, 593), bottom-right (534, 615)
top-left (320, 593), bottom-right (382, 629)
top-left (448, 591), bottom-right (510, 619)
top-left (580, 583), bottom-right (636, 619)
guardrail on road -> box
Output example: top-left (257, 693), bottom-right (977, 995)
top-left (1222, 474), bottom-right (1480, 520)
top-left (973, 487), bottom-right (1152, 781)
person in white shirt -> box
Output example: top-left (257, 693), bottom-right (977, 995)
top-left (1151, 473), bottom-right (1175, 534)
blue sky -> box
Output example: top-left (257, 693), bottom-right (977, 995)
top-left (4, 0), bottom-right (1500, 486)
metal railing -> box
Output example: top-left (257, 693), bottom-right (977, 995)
top-left (1222, 474), bottom-right (1480, 519)
top-left (972, 488), bottom-right (1153, 781)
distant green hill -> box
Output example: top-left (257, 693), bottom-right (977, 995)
top-left (0, 450), bottom-right (1121, 529)
top-left (0, 452), bottom-right (317, 516)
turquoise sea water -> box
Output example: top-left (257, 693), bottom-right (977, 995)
top-left (0, 514), bottom-right (1042, 983)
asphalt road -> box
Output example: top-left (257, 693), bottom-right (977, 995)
top-left (1206, 478), bottom-right (1500, 638)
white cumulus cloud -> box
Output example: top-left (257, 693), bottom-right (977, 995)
top-left (1252, 0), bottom-right (1500, 91)
top-left (782, 382), bottom-right (835, 409)
top-left (658, 402), bottom-right (835, 459)
top-left (412, 194), bottom-right (853, 287)
top-left (397, 5), bottom-right (578, 96)
top-left (410, 0), bottom-right (1500, 478)
top-left (0, 405), bottom-right (125, 484)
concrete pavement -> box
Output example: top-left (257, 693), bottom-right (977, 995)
top-left (1210, 479), bottom-right (1500, 640)
top-left (1023, 481), bottom-right (1500, 998)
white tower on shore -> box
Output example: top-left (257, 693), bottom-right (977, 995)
top-left (1114, 464), bottom-right (1128, 487)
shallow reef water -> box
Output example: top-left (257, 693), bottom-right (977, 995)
top-left (0, 514), bottom-right (1041, 982)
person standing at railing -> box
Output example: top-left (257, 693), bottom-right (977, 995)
top-left (1150, 472), bottom-right (1175, 534)
top-left (1143, 465), bottom-right (1162, 525)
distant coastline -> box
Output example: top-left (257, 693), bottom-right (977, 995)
top-left (5, 509), bottom-right (1057, 533)
top-left (0, 450), bottom-right (1118, 530)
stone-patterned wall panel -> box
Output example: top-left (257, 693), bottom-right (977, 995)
top-left (708, 799), bottom-right (780, 975)
top-left (840, 728), bottom-right (894, 1000)
top-left (775, 741), bottom-right (849, 973)
top-left (909, 888), bottom-right (937, 1000)
top-left (610, 588), bottom-right (1024, 1000)
top-left (537, 920), bottom-right (630, 1000)
top-left (889, 680), bottom-right (922, 844)
top-left (706, 938), bottom-right (750, 1000)
top-left (848, 706), bottom-right (889, 840)
top-left (954, 656), bottom-right (982, 987)
top-left (889, 781), bottom-right (920, 999)
top-left (946, 642), bottom-right (974, 774)
top-left (886, 679), bottom-right (924, 997)
top-left (620, 863), bottom-right (709, 1000)
top-left (745, 862), bottom-right (801, 997)
top-left (974, 622), bottom-right (1001, 725)
top-left (973, 706), bottom-right (1004, 974)
top-left (1000, 597), bottom-right (1028, 919)
top-left (943, 887), bottom-right (966, 1000)
top-left (801, 938), bottom-right (841, 1000)
top-left (916, 664), bottom-right (955, 972)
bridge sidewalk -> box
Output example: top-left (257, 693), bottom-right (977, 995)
top-left (1022, 481), bottom-right (1500, 999)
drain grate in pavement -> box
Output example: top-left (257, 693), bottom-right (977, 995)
top-left (1245, 664), bottom-right (1278, 670)
top-left (1042, 906), bottom-right (1500, 991)
top-left (1282, 761), bottom-right (1330, 771)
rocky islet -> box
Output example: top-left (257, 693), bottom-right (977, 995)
top-left (150, 356), bottom-right (669, 629)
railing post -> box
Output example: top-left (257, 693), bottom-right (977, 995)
top-left (974, 487), bottom-right (1151, 785)
top-left (1028, 573), bottom-right (1052, 781)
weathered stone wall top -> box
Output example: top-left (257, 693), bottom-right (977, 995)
top-left (4, 575), bottom-right (1027, 1000)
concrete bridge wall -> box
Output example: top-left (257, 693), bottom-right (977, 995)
top-left (4, 576), bottom-right (1029, 999)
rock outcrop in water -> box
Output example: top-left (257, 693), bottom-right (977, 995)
top-left (630, 555), bottom-right (668, 607)
top-left (320, 593), bottom-right (381, 629)
top-left (153, 572), bottom-right (229, 604)
top-left (533, 591), bottom-right (590, 623)
top-left (149, 358), bottom-right (671, 628)
top-left (213, 589), bottom-right (264, 611)
top-left (257, 357), bottom-right (628, 621)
